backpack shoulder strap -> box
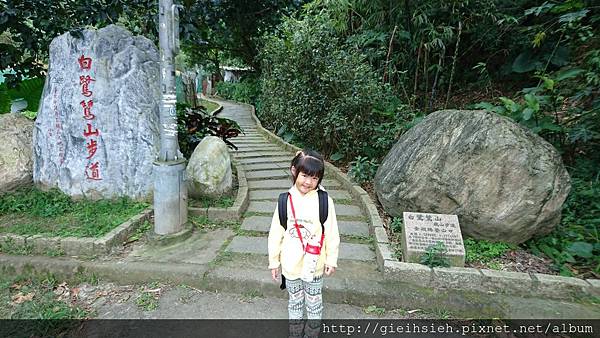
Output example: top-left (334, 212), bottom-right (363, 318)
top-left (317, 190), bottom-right (328, 228)
top-left (278, 192), bottom-right (288, 230)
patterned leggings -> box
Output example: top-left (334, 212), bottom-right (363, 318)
top-left (286, 276), bottom-right (323, 338)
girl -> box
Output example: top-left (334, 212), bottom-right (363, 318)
top-left (268, 149), bottom-right (340, 332)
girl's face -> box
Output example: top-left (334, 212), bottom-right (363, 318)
top-left (295, 171), bottom-right (319, 195)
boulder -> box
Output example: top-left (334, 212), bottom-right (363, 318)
top-left (374, 110), bottom-right (571, 244)
top-left (186, 136), bottom-right (232, 198)
top-left (0, 114), bottom-right (34, 192)
top-left (33, 25), bottom-right (161, 199)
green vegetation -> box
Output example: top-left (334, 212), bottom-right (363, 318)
top-left (0, 77), bottom-right (45, 115)
top-left (240, 289), bottom-right (263, 302)
top-left (390, 218), bottom-right (403, 233)
top-left (525, 158), bottom-right (600, 277)
top-left (189, 215), bottom-right (239, 232)
top-left (464, 238), bottom-right (514, 264)
top-left (126, 220), bottom-right (153, 244)
top-left (348, 156), bottom-right (380, 184)
top-left (420, 242), bottom-right (451, 268)
top-left (0, 237), bottom-right (34, 255)
top-left (259, 5), bottom-right (417, 161)
top-left (176, 102), bottom-right (243, 158)
top-left (215, 77), bottom-right (259, 105)
top-left (363, 305), bottom-right (386, 316)
top-left (136, 283), bottom-right (160, 311)
top-left (0, 271), bottom-right (91, 323)
top-left (0, 187), bottom-right (148, 238)
top-left (259, 0), bottom-right (599, 276)
top-left (199, 99), bottom-right (220, 113)
top-left (189, 194), bottom-right (235, 209)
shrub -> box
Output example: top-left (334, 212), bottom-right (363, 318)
top-left (176, 103), bottom-right (243, 158)
top-left (349, 156), bottom-right (379, 184)
top-left (464, 238), bottom-right (513, 264)
top-left (258, 9), bottom-right (409, 161)
top-left (524, 157), bottom-right (600, 277)
top-left (215, 77), bottom-right (259, 105)
top-left (420, 241), bottom-right (450, 268)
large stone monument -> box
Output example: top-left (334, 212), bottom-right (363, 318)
top-left (375, 110), bottom-right (571, 244)
top-left (33, 25), bottom-right (161, 199)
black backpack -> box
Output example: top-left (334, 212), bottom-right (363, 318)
top-left (277, 189), bottom-right (329, 290)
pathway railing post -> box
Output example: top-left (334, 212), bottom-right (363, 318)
top-left (153, 0), bottom-right (188, 235)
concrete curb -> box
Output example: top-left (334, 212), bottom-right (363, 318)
top-left (2, 253), bottom-right (598, 318)
top-left (0, 208), bottom-right (153, 257)
top-left (188, 161), bottom-right (249, 222)
top-left (206, 98), bottom-right (600, 302)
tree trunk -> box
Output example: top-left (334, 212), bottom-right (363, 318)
top-left (181, 70), bottom-right (198, 108)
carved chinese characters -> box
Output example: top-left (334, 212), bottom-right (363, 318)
top-left (401, 212), bottom-right (466, 267)
top-left (33, 25), bottom-right (161, 199)
top-left (78, 55), bottom-right (102, 181)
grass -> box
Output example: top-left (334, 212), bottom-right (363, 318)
top-left (208, 246), bottom-right (234, 269)
top-left (334, 198), bottom-right (354, 205)
top-left (0, 270), bottom-right (92, 324)
top-left (189, 215), bottom-right (239, 233)
top-left (0, 186), bottom-right (148, 238)
top-left (240, 289), bottom-right (263, 302)
top-left (136, 284), bottom-right (160, 311)
top-left (199, 99), bottom-right (220, 113)
top-left (189, 194), bottom-right (235, 209)
top-left (126, 220), bottom-right (152, 244)
top-left (363, 305), bottom-right (386, 316)
top-left (340, 234), bottom-right (372, 244)
top-left (0, 237), bottom-right (34, 255)
top-left (464, 238), bottom-right (514, 264)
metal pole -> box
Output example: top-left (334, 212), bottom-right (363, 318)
top-left (153, 0), bottom-right (188, 235)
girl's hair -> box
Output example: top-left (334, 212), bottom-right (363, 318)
top-left (290, 149), bottom-right (325, 185)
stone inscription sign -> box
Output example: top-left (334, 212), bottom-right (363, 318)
top-left (33, 25), bottom-right (161, 199)
top-left (401, 211), bottom-right (465, 267)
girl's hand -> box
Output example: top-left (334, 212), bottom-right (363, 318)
top-left (271, 268), bottom-right (280, 282)
top-left (324, 265), bottom-right (336, 276)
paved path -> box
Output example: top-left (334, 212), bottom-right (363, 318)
top-left (217, 99), bottom-right (376, 262)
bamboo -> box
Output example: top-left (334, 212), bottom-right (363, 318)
top-left (383, 25), bottom-right (398, 84)
top-left (413, 37), bottom-right (423, 97)
top-left (429, 49), bottom-right (445, 110)
top-left (445, 21), bottom-right (462, 109)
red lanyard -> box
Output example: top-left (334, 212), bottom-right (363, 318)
top-left (288, 193), bottom-right (324, 251)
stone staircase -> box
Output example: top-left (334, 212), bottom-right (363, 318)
top-left (217, 100), bottom-right (377, 265)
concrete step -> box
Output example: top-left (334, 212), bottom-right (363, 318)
top-left (235, 134), bottom-right (264, 138)
top-left (234, 145), bottom-right (282, 152)
top-left (246, 201), bottom-right (363, 217)
top-left (241, 162), bottom-right (291, 171)
top-left (231, 139), bottom-right (265, 144)
top-left (235, 137), bottom-right (266, 142)
top-left (241, 215), bottom-right (369, 237)
top-left (247, 179), bottom-right (340, 190)
top-left (126, 229), bottom-right (234, 264)
top-left (234, 151), bottom-right (292, 159)
top-left (249, 189), bottom-right (352, 201)
top-left (245, 169), bottom-right (290, 180)
top-left (225, 236), bottom-right (376, 262)
top-left (237, 156), bottom-right (292, 164)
